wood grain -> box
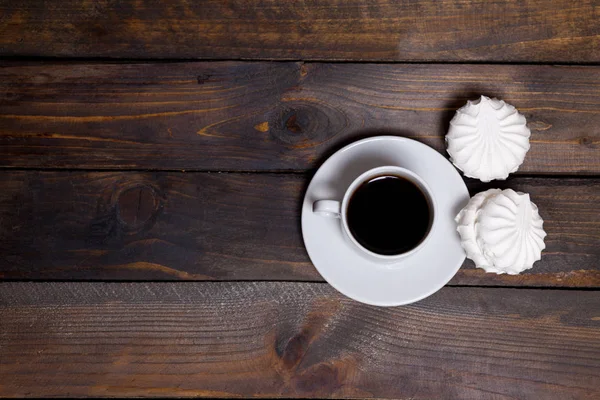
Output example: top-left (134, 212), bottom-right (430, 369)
top-left (0, 171), bottom-right (597, 287)
top-left (0, 0), bottom-right (599, 62)
top-left (1, 62), bottom-right (600, 173)
top-left (0, 282), bottom-right (598, 398)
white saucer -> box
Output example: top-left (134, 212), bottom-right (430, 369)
top-left (301, 136), bottom-right (469, 306)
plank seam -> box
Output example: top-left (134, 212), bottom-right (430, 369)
top-left (0, 168), bottom-right (599, 180)
top-left (2, 56), bottom-right (600, 66)
top-left (0, 279), bottom-right (598, 290)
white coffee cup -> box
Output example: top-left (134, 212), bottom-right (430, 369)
top-left (313, 166), bottom-right (437, 263)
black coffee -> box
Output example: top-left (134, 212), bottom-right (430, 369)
top-left (347, 175), bottom-right (431, 255)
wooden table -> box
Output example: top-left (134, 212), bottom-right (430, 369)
top-left (1, 1), bottom-right (599, 398)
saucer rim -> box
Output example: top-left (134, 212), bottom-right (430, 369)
top-left (301, 135), bottom-right (468, 306)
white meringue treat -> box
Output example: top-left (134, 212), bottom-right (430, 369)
top-left (446, 96), bottom-right (531, 182)
top-left (455, 188), bottom-right (546, 275)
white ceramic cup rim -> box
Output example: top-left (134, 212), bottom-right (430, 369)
top-left (314, 166), bottom-right (437, 262)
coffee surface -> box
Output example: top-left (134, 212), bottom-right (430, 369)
top-left (347, 175), bottom-right (431, 255)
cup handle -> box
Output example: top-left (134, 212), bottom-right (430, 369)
top-left (313, 200), bottom-right (341, 218)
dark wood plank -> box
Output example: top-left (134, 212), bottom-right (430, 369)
top-left (1, 62), bottom-right (600, 173)
top-left (0, 171), bottom-right (597, 287)
top-left (1, 282), bottom-right (598, 398)
top-left (1, 0), bottom-right (599, 62)
top-left (0, 171), bottom-right (315, 281)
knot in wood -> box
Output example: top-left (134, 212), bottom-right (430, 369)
top-left (579, 136), bottom-right (596, 149)
top-left (117, 185), bottom-right (159, 231)
top-left (285, 114), bottom-right (303, 134)
top-left (268, 100), bottom-right (347, 148)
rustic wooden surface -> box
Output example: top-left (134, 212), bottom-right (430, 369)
top-left (1, 0), bottom-right (599, 62)
top-left (2, 1), bottom-right (600, 398)
top-left (1, 62), bottom-right (599, 173)
top-left (0, 171), bottom-right (598, 287)
top-left (1, 282), bottom-right (599, 399)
